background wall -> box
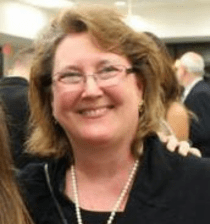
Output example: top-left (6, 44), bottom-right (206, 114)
top-left (0, 1), bottom-right (50, 41)
top-left (1, 0), bottom-right (210, 75)
top-left (1, 0), bottom-right (210, 43)
top-left (132, 2), bottom-right (210, 39)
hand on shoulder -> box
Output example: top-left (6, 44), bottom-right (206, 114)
top-left (158, 132), bottom-right (202, 158)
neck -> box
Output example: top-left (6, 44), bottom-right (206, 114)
top-left (185, 73), bottom-right (202, 87)
top-left (70, 139), bottom-right (135, 178)
top-left (65, 139), bottom-right (140, 213)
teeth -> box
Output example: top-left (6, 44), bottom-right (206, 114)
top-left (80, 108), bottom-right (108, 117)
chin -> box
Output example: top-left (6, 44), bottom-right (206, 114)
top-left (82, 132), bottom-right (113, 142)
top-left (74, 127), bottom-right (117, 145)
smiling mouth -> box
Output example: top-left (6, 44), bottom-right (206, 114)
top-left (77, 106), bottom-right (114, 117)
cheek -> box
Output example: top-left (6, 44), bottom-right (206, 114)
top-left (115, 77), bottom-right (143, 110)
top-left (51, 87), bottom-right (79, 117)
top-left (177, 68), bottom-right (184, 80)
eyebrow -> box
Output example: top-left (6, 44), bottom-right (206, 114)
top-left (57, 65), bottom-right (82, 73)
top-left (56, 59), bottom-right (119, 74)
top-left (97, 59), bottom-right (117, 67)
top-left (95, 59), bottom-right (124, 71)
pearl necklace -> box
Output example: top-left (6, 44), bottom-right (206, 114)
top-left (71, 159), bottom-right (139, 224)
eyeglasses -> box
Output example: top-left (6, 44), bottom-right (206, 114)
top-left (52, 64), bottom-right (134, 92)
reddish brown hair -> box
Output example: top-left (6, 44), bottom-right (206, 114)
top-left (27, 5), bottom-right (165, 158)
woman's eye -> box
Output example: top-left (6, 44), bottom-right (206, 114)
top-left (59, 72), bottom-right (83, 83)
top-left (61, 72), bottom-right (81, 78)
top-left (100, 66), bottom-right (118, 73)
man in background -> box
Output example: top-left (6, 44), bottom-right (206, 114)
top-left (175, 52), bottom-right (210, 157)
top-left (0, 47), bottom-right (33, 168)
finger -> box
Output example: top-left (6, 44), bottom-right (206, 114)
top-left (158, 132), bottom-right (167, 143)
top-left (166, 135), bottom-right (178, 152)
top-left (177, 141), bottom-right (191, 157)
top-left (187, 147), bottom-right (202, 158)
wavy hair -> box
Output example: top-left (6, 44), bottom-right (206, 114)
top-left (27, 5), bottom-right (165, 158)
top-left (144, 32), bottom-right (182, 110)
top-left (0, 102), bottom-right (33, 224)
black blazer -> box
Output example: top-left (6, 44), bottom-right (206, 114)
top-left (19, 135), bottom-right (210, 224)
top-left (0, 77), bottom-right (30, 167)
top-left (184, 80), bottom-right (210, 157)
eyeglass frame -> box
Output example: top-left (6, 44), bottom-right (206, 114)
top-left (52, 64), bottom-right (135, 92)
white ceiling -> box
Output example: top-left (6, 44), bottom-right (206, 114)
top-left (1, 0), bottom-right (210, 48)
top-left (3, 0), bottom-right (210, 14)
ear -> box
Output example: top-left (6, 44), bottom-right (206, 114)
top-left (180, 65), bottom-right (186, 75)
top-left (183, 67), bottom-right (188, 76)
top-left (181, 66), bottom-right (189, 82)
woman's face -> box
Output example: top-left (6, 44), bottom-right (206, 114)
top-left (51, 33), bottom-right (143, 146)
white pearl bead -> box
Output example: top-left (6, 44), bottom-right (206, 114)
top-left (71, 159), bottom-right (139, 224)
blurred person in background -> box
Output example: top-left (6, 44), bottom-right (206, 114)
top-left (0, 47), bottom-right (34, 168)
top-left (145, 32), bottom-right (189, 141)
top-left (19, 6), bottom-right (208, 224)
top-left (175, 52), bottom-right (210, 157)
top-left (0, 101), bottom-right (33, 224)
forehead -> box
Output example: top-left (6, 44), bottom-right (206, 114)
top-left (53, 33), bottom-right (130, 72)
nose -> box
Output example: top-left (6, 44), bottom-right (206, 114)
top-left (81, 75), bottom-right (103, 98)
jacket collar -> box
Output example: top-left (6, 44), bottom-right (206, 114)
top-left (46, 135), bottom-right (176, 208)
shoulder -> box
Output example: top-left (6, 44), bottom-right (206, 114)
top-left (18, 158), bottom-right (68, 223)
top-left (18, 161), bottom-right (47, 195)
top-left (196, 80), bottom-right (210, 88)
top-left (190, 80), bottom-right (210, 96)
top-left (0, 77), bottom-right (28, 98)
top-left (145, 135), bottom-right (210, 180)
top-left (136, 136), bottom-right (210, 222)
top-left (17, 162), bottom-right (48, 220)
top-left (186, 81), bottom-right (210, 106)
top-left (0, 77), bottom-right (28, 85)
top-left (166, 102), bottom-right (189, 140)
top-left (166, 102), bottom-right (188, 119)
top-left (140, 136), bottom-right (210, 202)
top-left (18, 156), bottom-right (69, 195)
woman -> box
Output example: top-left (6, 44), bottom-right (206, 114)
top-left (145, 32), bottom-right (190, 141)
top-left (0, 102), bottom-right (33, 224)
top-left (20, 6), bottom-right (209, 224)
